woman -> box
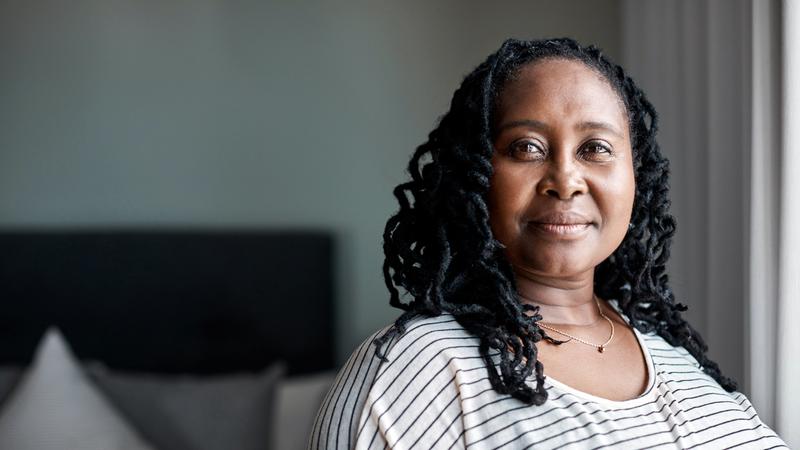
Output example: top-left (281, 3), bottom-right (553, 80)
top-left (310, 38), bottom-right (787, 449)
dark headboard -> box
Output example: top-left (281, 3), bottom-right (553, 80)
top-left (0, 230), bottom-right (335, 375)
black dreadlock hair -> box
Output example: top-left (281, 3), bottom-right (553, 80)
top-left (374, 37), bottom-right (737, 406)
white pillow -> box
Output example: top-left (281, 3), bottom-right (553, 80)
top-left (0, 328), bottom-right (155, 450)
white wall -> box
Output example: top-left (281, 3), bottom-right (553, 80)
top-left (0, 0), bottom-right (622, 361)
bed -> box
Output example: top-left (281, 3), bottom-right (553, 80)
top-left (0, 230), bottom-right (337, 450)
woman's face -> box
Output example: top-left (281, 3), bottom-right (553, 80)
top-left (488, 58), bottom-right (635, 279)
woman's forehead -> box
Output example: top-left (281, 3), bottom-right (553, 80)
top-left (495, 58), bottom-right (629, 131)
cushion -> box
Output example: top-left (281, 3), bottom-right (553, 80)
top-left (0, 366), bottom-right (23, 406)
top-left (87, 361), bottom-right (286, 450)
top-left (271, 371), bottom-right (337, 450)
top-left (0, 328), bottom-right (155, 450)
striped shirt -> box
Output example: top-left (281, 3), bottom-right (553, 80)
top-left (310, 302), bottom-right (787, 449)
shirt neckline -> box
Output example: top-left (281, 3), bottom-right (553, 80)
top-left (542, 299), bottom-right (658, 408)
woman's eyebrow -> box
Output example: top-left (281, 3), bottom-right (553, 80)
top-left (575, 121), bottom-right (624, 138)
top-left (495, 119), bottom-right (624, 139)
top-left (495, 119), bottom-right (550, 134)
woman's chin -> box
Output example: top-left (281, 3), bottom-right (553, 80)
top-left (511, 256), bottom-right (596, 280)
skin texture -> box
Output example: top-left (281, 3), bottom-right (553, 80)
top-left (488, 58), bottom-right (648, 401)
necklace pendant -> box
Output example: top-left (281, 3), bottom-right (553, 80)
top-left (598, 345), bottom-right (605, 353)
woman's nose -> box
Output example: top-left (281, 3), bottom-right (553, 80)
top-left (536, 158), bottom-right (588, 200)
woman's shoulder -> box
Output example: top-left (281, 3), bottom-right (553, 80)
top-left (605, 298), bottom-right (702, 364)
top-left (309, 313), bottom-right (481, 450)
top-left (377, 312), bottom-right (479, 361)
top-left (340, 312), bottom-right (480, 390)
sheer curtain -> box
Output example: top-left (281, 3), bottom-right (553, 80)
top-left (622, 0), bottom-right (797, 443)
top-left (621, 0), bottom-right (750, 402)
top-left (750, 0), bottom-right (781, 434)
top-left (777, 0), bottom-right (800, 441)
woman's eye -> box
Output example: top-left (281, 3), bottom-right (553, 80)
top-left (580, 141), bottom-right (614, 160)
top-left (509, 140), bottom-right (546, 160)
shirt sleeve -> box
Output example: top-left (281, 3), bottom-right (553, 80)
top-left (308, 330), bottom-right (386, 450)
top-left (349, 338), bottom-right (469, 449)
top-left (310, 317), bottom-right (471, 450)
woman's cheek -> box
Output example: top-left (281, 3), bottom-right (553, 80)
top-left (596, 171), bottom-right (635, 237)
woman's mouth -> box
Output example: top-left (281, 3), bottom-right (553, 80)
top-left (528, 222), bottom-right (592, 237)
top-left (525, 211), bottom-right (595, 239)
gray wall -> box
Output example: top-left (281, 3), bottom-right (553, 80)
top-left (0, 0), bottom-right (622, 361)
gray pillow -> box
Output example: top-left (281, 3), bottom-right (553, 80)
top-left (87, 361), bottom-right (286, 450)
top-left (0, 328), bottom-right (155, 450)
top-left (271, 371), bottom-right (336, 450)
top-left (0, 366), bottom-right (23, 406)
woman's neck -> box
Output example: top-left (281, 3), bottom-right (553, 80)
top-left (513, 266), bottom-right (600, 326)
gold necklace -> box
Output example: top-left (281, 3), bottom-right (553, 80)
top-left (534, 295), bottom-right (615, 353)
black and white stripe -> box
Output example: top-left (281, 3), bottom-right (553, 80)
top-left (310, 310), bottom-right (787, 449)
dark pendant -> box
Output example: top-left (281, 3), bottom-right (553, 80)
top-left (598, 346), bottom-right (605, 353)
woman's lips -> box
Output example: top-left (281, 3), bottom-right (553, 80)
top-left (526, 211), bottom-right (594, 239)
top-left (528, 222), bottom-right (592, 237)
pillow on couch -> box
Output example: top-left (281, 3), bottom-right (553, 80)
top-left (0, 328), bottom-right (155, 450)
top-left (87, 361), bottom-right (286, 450)
top-left (0, 366), bottom-right (22, 407)
top-left (271, 370), bottom-right (336, 450)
